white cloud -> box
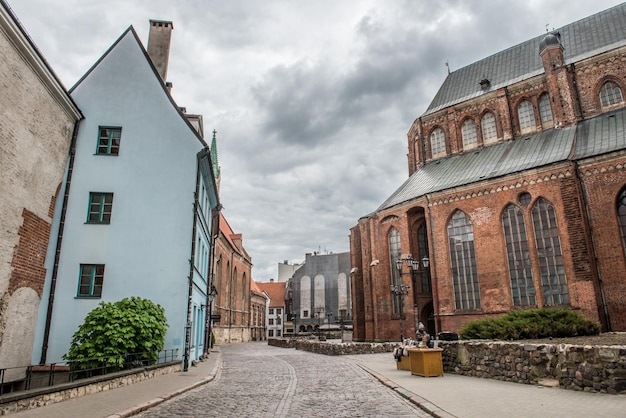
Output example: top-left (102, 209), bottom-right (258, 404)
top-left (7, 0), bottom-right (624, 280)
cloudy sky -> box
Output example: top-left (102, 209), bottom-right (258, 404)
top-left (8, 0), bottom-right (623, 280)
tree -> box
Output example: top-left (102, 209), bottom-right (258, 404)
top-left (63, 296), bottom-right (168, 371)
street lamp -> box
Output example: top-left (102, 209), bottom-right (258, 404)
top-left (390, 257), bottom-right (410, 342)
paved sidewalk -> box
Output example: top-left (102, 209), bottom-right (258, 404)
top-left (11, 349), bottom-right (221, 418)
top-left (9, 346), bottom-right (626, 418)
top-left (350, 352), bottom-right (626, 418)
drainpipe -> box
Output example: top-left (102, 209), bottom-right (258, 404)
top-left (40, 120), bottom-right (80, 365)
top-left (183, 155), bottom-right (201, 372)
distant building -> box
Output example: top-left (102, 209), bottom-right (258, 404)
top-left (249, 279), bottom-right (268, 341)
top-left (211, 213), bottom-right (253, 344)
top-left (277, 260), bottom-right (303, 282)
top-left (0, 0), bottom-right (82, 382)
top-left (288, 252), bottom-right (352, 334)
top-left (256, 281), bottom-right (287, 338)
top-left (350, 3), bottom-right (626, 342)
top-left (32, 20), bottom-right (220, 370)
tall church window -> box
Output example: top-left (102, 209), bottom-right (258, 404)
top-left (502, 204), bottom-right (535, 306)
top-left (539, 94), bottom-right (553, 125)
top-left (518, 100), bottom-right (536, 133)
top-left (481, 112), bottom-right (497, 144)
top-left (461, 119), bottom-right (478, 150)
top-left (599, 81), bottom-right (624, 107)
top-left (430, 128), bottom-right (446, 157)
top-left (447, 211), bottom-right (481, 310)
top-left (617, 188), bottom-right (626, 258)
top-left (388, 227), bottom-right (402, 314)
top-left (531, 198), bottom-right (569, 305)
top-left (417, 223), bottom-right (431, 295)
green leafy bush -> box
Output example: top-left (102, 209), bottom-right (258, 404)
top-left (459, 308), bottom-right (600, 340)
top-left (63, 296), bottom-right (168, 371)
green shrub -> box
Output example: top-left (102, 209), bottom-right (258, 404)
top-left (459, 308), bottom-right (600, 340)
top-left (63, 296), bottom-right (168, 371)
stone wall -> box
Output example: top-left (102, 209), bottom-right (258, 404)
top-left (268, 338), bottom-right (396, 355)
top-left (439, 341), bottom-right (626, 395)
top-left (0, 362), bottom-right (180, 415)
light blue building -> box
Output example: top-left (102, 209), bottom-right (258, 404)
top-left (32, 20), bottom-right (220, 370)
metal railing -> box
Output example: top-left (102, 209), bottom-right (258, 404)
top-left (0, 349), bottom-right (179, 396)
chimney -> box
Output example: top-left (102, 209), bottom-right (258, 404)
top-left (147, 20), bottom-right (173, 82)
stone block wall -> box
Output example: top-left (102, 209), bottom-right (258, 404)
top-left (0, 362), bottom-right (180, 415)
top-left (439, 341), bottom-right (626, 394)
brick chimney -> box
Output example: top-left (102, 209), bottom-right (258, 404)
top-left (147, 20), bottom-right (173, 82)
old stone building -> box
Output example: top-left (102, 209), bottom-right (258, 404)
top-left (0, 0), bottom-right (81, 381)
top-left (350, 4), bottom-right (626, 342)
top-left (211, 213), bottom-right (253, 344)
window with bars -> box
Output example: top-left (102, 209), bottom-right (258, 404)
top-left (97, 127), bottom-right (121, 155)
top-left (87, 192), bottom-right (113, 223)
top-left (538, 94), bottom-right (553, 125)
top-left (461, 119), bottom-right (478, 149)
top-left (502, 204), bottom-right (535, 306)
top-left (531, 198), bottom-right (569, 305)
top-left (77, 264), bottom-right (104, 297)
top-left (617, 188), bottom-right (626, 260)
top-left (481, 112), bottom-right (498, 144)
top-left (388, 227), bottom-right (402, 314)
top-left (518, 100), bottom-right (536, 133)
top-left (447, 211), bottom-right (481, 310)
top-left (430, 128), bottom-right (446, 157)
top-left (599, 81), bottom-right (624, 107)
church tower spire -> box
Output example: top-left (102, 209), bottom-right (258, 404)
top-left (210, 129), bottom-right (221, 192)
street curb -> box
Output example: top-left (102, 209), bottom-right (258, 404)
top-left (356, 363), bottom-right (457, 418)
top-left (105, 353), bottom-right (221, 418)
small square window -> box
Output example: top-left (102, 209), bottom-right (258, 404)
top-left (276, 308), bottom-right (281, 314)
top-left (87, 192), bottom-right (113, 223)
top-left (97, 127), bottom-right (121, 155)
top-left (269, 308), bottom-right (274, 315)
top-left (78, 264), bottom-right (104, 297)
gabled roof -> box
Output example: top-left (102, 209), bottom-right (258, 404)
top-left (256, 282), bottom-right (287, 308)
top-left (219, 213), bottom-right (250, 260)
top-left (378, 108), bottom-right (626, 212)
top-left (423, 3), bottom-right (626, 117)
top-left (250, 279), bottom-right (267, 299)
top-left (69, 25), bottom-right (207, 148)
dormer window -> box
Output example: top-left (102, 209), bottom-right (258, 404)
top-left (599, 81), bottom-right (624, 108)
top-left (430, 128), bottom-right (446, 158)
top-left (479, 79), bottom-right (490, 89)
top-left (518, 100), bottom-right (536, 133)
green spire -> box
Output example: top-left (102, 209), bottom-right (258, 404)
top-left (210, 129), bottom-right (221, 180)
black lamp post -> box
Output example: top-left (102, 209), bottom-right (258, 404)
top-left (391, 259), bottom-right (410, 342)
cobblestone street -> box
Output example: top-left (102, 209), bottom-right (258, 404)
top-left (136, 342), bottom-right (430, 417)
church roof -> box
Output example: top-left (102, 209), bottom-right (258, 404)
top-left (423, 3), bottom-right (626, 117)
top-left (377, 108), bottom-right (626, 212)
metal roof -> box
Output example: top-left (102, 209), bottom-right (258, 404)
top-left (377, 108), bottom-right (626, 212)
top-left (423, 3), bottom-right (626, 116)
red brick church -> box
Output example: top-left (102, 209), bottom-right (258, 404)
top-left (350, 3), bottom-right (626, 342)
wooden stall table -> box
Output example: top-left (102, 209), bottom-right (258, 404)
top-left (407, 347), bottom-right (444, 377)
top-left (396, 354), bottom-right (411, 370)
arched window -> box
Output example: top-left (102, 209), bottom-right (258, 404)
top-left (300, 276), bottom-right (311, 318)
top-left (417, 223), bottom-right (431, 295)
top-left (617, 188), bottom-right (626, 258)
top-left (430, 128), bottom-right (446, 157)
top-left (461, 119), bottom-right (478, 150)
top-left (502, 204), bottom-right (535, 306)
top-left (531, 198), bottom-right (569, 305)
top-left (388, 227), bottom-right (402, 314)
top-left (599, 81), bottom-right (624, 107)
top-left (481, 112), bottom-right (497, 144)
top-left (518, 100), bottom-right (536, 133)
top-left (539, 94), bottom-right (553, 125)
top-left (447, 211), bottom-right (480, 310)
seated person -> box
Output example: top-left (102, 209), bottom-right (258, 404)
top-left (415, 323), bottom-right (433, 348)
